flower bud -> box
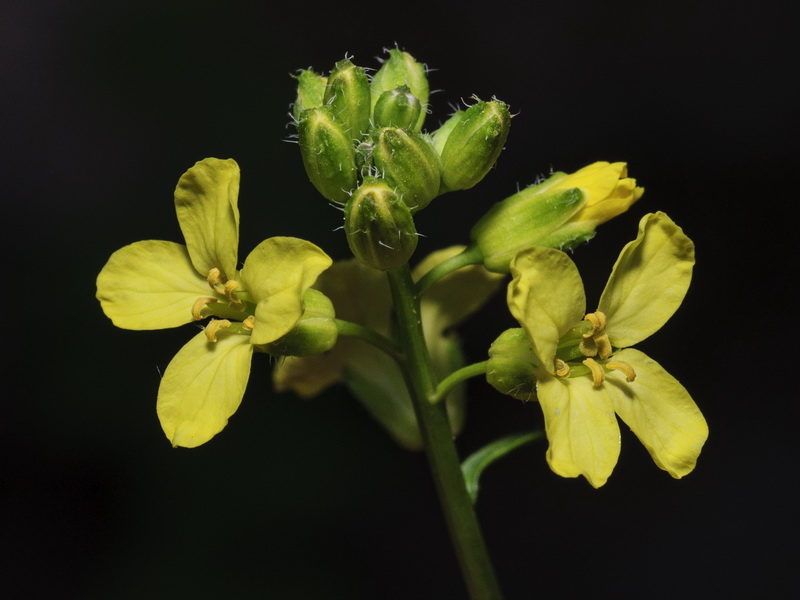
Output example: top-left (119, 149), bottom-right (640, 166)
top-left (264, 289), bottom-right (338, 357)
top-left (370, 49), bottom-right (429, 131)
top-left (439, 100), bottom-right (511, 192)
top-left (291, 70), bottom-right (327, 121)
top-left (471, 162), bottom-right (644, 273)
top-left (344, 177), bottom-right (418, 270)
top-left (372, 127), bottom-right (441, 212)
top-left (323, 58), bottom-right (371, 139)
top-left (430, 111), bottom-right (465, 155)
top-left (297, 106), bottom-right (358, 204)
top-left (373, 86), bottom-right (422, 130)
top-left (486, 328), bottom-right (539, 401)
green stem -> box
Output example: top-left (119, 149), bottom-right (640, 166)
top-left (414, 243), bottom-right (484, 296)
top-left (431, 361), bottom-right (488, 405)
top-left (334, 318), bottom-right (400, 361)
top-left (386, 265), bottom-right (504, 600)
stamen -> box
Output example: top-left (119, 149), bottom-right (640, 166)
top-left (607, 360), bottom-right (637, 382)
top-left (579, 337), bottom-right (598, 357)
top-left (582, 358), bottom-right (605, 387)
top-left (223, 279), bottom-right (244, 309)
top-left (191, 297), bottom-right (218, 320)
top-left (582, 311), bottom-right (606, 337)
top-left (555, 358), bottom-right (571, 377)
top-left (207, 268), bottom-right (227, 293)
top-left (594, 333), bottom-right (613, 360)
top-left (204, 319), bottom-right (232, 342)
top-left (242, 315), bottom-right (256, 331)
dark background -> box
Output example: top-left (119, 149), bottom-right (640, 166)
top-left (3, 0), bottom-right (797, 597)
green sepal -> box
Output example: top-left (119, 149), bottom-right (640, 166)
top-left (297, 106), bottom-right (358, 204)
top-left (373, 85), bottom-right (422, 130)
top-left (323, 58), bottom-right (371, 139)
top-left (344, 177), bottom-right (418, 270)
top-left (372, 127), bottom-right (441, 212)
top-left (431, 111), bottom-right (465, 155)
top-left (262, 289), bottom-right (338, 357)
top-left (471, 185), bottom-right (586, 273)
top-left (370, 49), bottom-right (429, 131)
top-left (440, 100), bottom-right (511, 192)
top-left (292, 70), bottom-right (327, 121)
top-left (486, 328), bottom-right (539, 401)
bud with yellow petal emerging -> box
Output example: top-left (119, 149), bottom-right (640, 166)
top-left (439, 100), bottom-right (510, 192)
top-left (344, 177), bottom-right (418, 270)
top-left (471, 162), bottom-right (644, 273)
top-left (297, 106), bottom-right (358, 204)
top-left (263, 289), bottom-right (338, 357)
top-left (372, 127), bottom-right (441, 212)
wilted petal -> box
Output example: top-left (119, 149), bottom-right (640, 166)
top-left (606, 348), bottom-right (708, 479)
top-left (537, 372), bottom-right (621, 488)
top-left (96, 240), bottom-right (212, 330)
top-left (240, 237), bottom-right (332, 345)
top-left (174, 158), bottom-right (241, 280)
top-left (157, 330), bottom-right (254, 448)
top-left (508, 247), bottom-right (586, 372)
top-left (599, 212), bottom-right (694, 347)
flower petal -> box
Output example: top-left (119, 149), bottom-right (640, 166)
top-left (599, 212), bottom-right (694, 347)
top-left (606, 348), bottom-right (708, 479)
top-left (96, 240), bottom-right (213, 330)
top-left (414, 245), bottom-right (505, 337)
top-left (537, 372), bottom-right (621, 488)
top-left (174, 158), bottom-right (241, 280)
top-left (157, 330), bottom-right (254, 448)
top-left (508, 247), bottom-right (586, 372)
top-left (240, 237), bottom-right (332, 345)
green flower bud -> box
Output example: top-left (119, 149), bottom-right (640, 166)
top-left (344, 177), bottom-right (418, 270)
top-left (292, 70), bottom-right (327, 121)
top-left (370, 49), bottom-right (429, 131)
top-left (471, 162), bottom-right (644, 273)
top-left (440, 100), bottom-right (511, 192)
top-left (297, 106), bottom-right (358, 204)
top-left (486, 328), bottom-right (539, 402)
top-left (372, 127), bottom-right (441, 212)
top-left (430, 111), bottom-right (465, 155)
top-left (264, 289), bottom-right (338, 357)
top-left (373, 85), bottom-right (422, 130)
top-left (323, 58), bottom-right (371, 139)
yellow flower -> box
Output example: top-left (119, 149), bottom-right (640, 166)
top-left (472, 161), bottom-right (644, 272)
top-left (493, 212), bottom-right (707, 487)
top-left (96, 158), bottom-right (331, 447)
top-left (274, 247), bottom-right (504, 449)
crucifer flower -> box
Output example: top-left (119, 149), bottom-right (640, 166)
top-left (488, 211), bottom-right (708, 487)
top-left (96, 158), bottom-right (332, 447)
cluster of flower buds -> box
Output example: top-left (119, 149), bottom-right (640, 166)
top-left (293, 49), bottom-right (511, 270)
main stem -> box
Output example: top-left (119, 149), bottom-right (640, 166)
top-left (386, 265), bottom-right (504, 600)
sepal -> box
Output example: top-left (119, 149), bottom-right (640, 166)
top-left (323, 58), bottom-right (371, 139)
top-left (370, 49), bottom-right (429, 131)
top-left (292, 69), bottom-right (327, 120)
top-left (486, 328), bottom-right (539, 402)
top-left (263, 289), bottom-right (338, 356)
top-left (372, 127), bottom-right (441, 212)
top-left (373, 85), bottom-right (422, 130)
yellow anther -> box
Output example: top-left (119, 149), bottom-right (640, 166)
top-left (594, 333), bottom-right (613, 360)
top-left (555, 358), bottom-right (571, 377)
top-left (224, 279), bottom-right (239, 297)
top-left (204, 319), bottom-right (232, 342)
top-left (242, 315), bottom-right (256, 331)
top-left (583, 311), bottom-right (606, 337)
top-left (191, 297), bottom-right (218, 320)
top-left (582, 358), bottom-right (605, 387)
top-left (607, 360), bottom-right (637, 382)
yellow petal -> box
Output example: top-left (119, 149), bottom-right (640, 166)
top-left (174, 158), bottom-right (241, 280)
top-left (599, 212), bottom-right (695, 347)
top-left (537, 372), bottom-right (620, 488)
top-left (273, 352), bottom-right (345, 398)
top-left (157, 330), bottom-right (254, 448)
top-left (414, 245), bottom-right (505, 337)
top-left (549, 161), bottom-right (625, 200)
top-left (96, 240), bottom-right (213, 329)
top-left (508, 247), bottom-right (586, 372)
top-left (606, 348), bottom-right (708, 479)
top-left (240, 237), bottom-right (332, 345)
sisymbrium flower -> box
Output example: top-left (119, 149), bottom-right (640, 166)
top-left (96, 158), bottom-right (332, 447)
top-left (488, 212), bottom-right (708, 487)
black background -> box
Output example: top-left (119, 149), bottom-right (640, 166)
top-left (3, 1), bottom-right (797, 597)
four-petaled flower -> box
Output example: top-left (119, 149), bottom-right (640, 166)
top-left (96, 158), bottom-right (332, 447)
top-left (489, 212), bottom-right (708, 487)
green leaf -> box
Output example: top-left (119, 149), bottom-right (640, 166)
top-left (461, 431), bottom-right (543, 504)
